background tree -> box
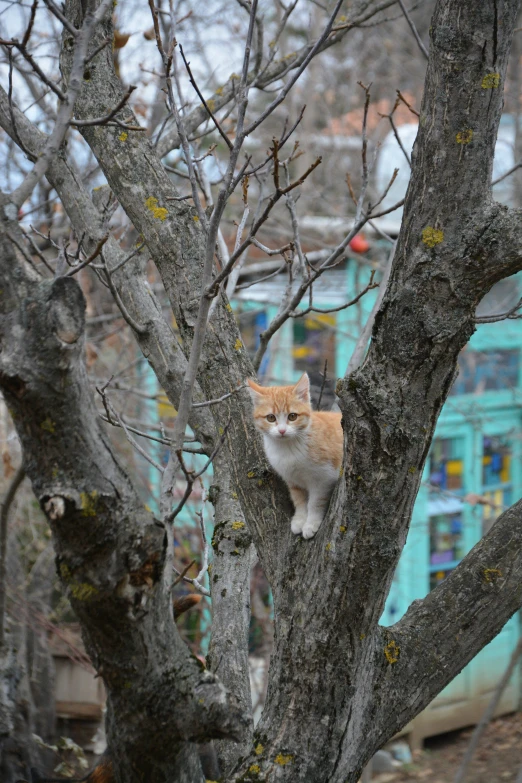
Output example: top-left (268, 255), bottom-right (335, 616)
top-left (1, 1), bottom-right (522, 782)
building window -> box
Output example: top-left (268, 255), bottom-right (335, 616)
top-left (450, 348), bottom-right (519, 396)
top-left (293, 314), bottom-right (336, 406)
top-left (428, 437), bottom-right (464, 494)
top-left (429, 512), bottom-right (465, 590)
top-left (482, 435), bottom-right (512, 535)
top-left (428, 437), bottom-right (465, 590)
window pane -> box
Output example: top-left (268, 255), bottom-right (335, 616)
top-left (429, 437), bottom-right (464, 493)
top-left (430, 512), bottom-right (464, 566)
top-left (430, 569), bottom-right (452, 591)
top-left (482, 436), bottom-right (512, 535)
top-left (482, 436), bottom-right (511, 486)
top-left (450, 349), bottom-right (519, 395)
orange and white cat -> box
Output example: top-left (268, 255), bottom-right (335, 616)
top-left (247, 373), bottom-right (343, 539)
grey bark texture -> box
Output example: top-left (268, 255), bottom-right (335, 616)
top-left (0, 205), bottom-right (246, 782)
top-left (1, 0), bottom-right (522, 782)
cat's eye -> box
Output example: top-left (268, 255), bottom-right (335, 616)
top-left (266, 414), bottom-right (276, 422)
top-left (288, 413), bottom-right (298, 421)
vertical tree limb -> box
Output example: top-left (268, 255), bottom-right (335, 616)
top-left (0, 466), bottom-right (26, 647)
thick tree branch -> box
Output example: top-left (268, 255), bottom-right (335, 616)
top-left (0, 465), bottom-right (26, 648)
top-left (207, 453), bottom-right (254, 774)
top-left (379, 497), bottom-right (522, 746)
top-left (10, 0), bottom-right (113, 208)
top-left (61, 0), bottom-right (291, 584)
top-left (0, 203), bottom-right (246, 782)
top-left (0, 85), bottom-right (217, 453)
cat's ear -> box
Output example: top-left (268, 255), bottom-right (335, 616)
top-left (293, 372), bottom-right (310, 403)
top-left (246, 378), bottom-right (266, 404)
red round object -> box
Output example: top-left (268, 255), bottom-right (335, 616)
top-left (349, 233), bottom-right (370, 253)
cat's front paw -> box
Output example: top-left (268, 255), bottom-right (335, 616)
top-left (291, 511), bottom-right (306, 535)
top-left (302, 520), bottom-right (321, 539)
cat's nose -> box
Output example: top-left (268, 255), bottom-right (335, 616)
top-left (278, 426), bottom-right (287, 435)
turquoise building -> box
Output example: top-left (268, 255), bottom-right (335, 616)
top-left (235, 256), bottom-right (522, 744)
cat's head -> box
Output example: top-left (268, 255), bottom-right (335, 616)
top-left (246, 373), bottom-right (311, 440)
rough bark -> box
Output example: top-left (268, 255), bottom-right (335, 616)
top-left (207, 454), bottom-right (254, 775)
top-left (0, 206), bottom-right (246, 782)
top-left (2, 0), bottom-right (522, 782)
top-left (0, 85), bottom-right (217, 452)
top-left (0, 536), bottom-right (52, 783)
top-left (0, 83), bottom-right (255, 777)
top-left (60, 0), bottom-right (293, 594)
top-left (228, 1), bottom-right (522, 780)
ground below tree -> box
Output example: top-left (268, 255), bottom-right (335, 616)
top-left (376, 712), bottom-right (522, 783)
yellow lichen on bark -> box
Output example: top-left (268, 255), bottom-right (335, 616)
top-left (422, 227), bottom-right (444, 247)
top-left (274, 753), bottom-right (294, 765)
top-left (481, 73), bottom-right (500, 89)
top-left (384, 640), bottom-right (400, 664)
top-left (456, 129), bottom-right (473, 144)
top-left (41, 417), bottom-right (56, 433)
top-left (80, 490), bottom-right (98, 517)
top-left (145, 196), bottom-right (168, 221)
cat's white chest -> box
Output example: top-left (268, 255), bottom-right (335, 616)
top-left (263, 434), bottom-right (337, 490)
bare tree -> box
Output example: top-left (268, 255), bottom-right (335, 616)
top-left (1, 1), bottom-right (522, 782)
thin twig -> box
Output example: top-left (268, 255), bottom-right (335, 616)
top-left (70, 85), bottom-right (142, 129)
top-left (22, 0), bottom-right (39, 47)
top-left (11, 0), bottom-right (114, 208)
top-left (63, 233), bottom-right (109, 277)
top-left (252, 191), bottom-right (403, 372)
top-left (475, 296), bottom-right (522, 323)
top-left (396, 89), bottom-right (420, 117)
top-left (244, 0), bottom-right (345, 136)
top-left (98, 393), bottom-right (164, 474)
top-left (179, 45), bottom-right (232, 150)
top-left (492, 161), bottom-right (522, 186)
top-left (207, 156), bottom-right (321, 295)
top-left (235, 263), bottom-right (287, 289)
top-left (166, 422), bottom-right (231, 525)
top-left (8, 49), bottom-right (33, 159)
top-left (98, 413), bottom-right (170, 446)
top-left (85, 36), bottom-right (111, 65)
top-left (397, 0), bottom-right (429, 60)
top-left (42, 0), bottom-right (78, 36)
top-left (291, 271), bottom-right (377, 318)
top-left (369, 168), bottom-right (399, 211)
top-left (345, 245), bottom-right (395, 376)
top-left (173, 559), bottom-right (196, 587)
top-left (22, 228), bottom-right (55, 273)
top-left (6, 230), bottom-right (44, 276)
top-left (101, 254), bottom-right (148, 334)
top-left (192, 385), bottom-right (246, 408)
top-left (379, 99), bottom-right (411, 167)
